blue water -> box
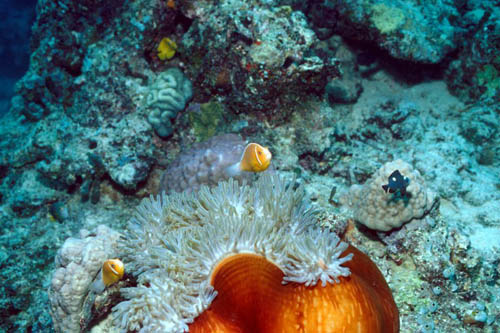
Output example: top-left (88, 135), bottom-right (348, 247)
top-left (0, 0), bottom-right (36, 115)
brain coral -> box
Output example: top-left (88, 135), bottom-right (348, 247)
top-left (111, 174), bottom-right (399, 332)
top-left (343, 159), bottom-right (437, 231)
top-left (146, 67), bottom-right (193, 138)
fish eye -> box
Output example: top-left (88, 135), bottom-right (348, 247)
top-left (391, 177), bottom-right (396, 181)
top-left (111, 264), bottom-right (115, 268)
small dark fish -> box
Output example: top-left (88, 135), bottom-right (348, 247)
top-left (382, 170), bottom-right (409, 196)
top-left (357, 51), bottom-right (377, 66)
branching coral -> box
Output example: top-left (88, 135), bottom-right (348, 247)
top-left (112, 174), bottom-right (399, 332)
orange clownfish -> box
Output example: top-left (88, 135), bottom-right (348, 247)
top-left (226, 143), bottom-right (272, 177)
top-left (91, 259), bottom-right (125, 293)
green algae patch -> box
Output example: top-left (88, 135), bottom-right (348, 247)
top-left (476, 64), bottom-right (500, 98)
top-left (188, 101), bottom-right (225, 142)
top-left (371, 4), bottom-right (405, 34)
top-left (389, 257), bottom-right (426, 311)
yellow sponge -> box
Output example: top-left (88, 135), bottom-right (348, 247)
top-left (157, 37), bottom-right (177, 60)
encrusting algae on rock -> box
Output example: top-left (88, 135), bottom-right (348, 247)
top-left (109, 174), bottom-right (399, 332)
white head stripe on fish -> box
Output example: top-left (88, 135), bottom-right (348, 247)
top-left (109, 265), bottom-right (119, 275)
top-left (254, 145), bottom-right (263, 166)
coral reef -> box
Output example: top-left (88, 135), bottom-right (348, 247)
top-left (340, 206), bottom-right (500, 333)
top-left (1, 0), bottom-right (499, 331)
top-left (308, 0), bottom-right (460, 63)
top-left (0, 0), bottom-right (167, 217)
top-left (269, 76), bottom-right (500, 332)
top-left (178, 0), bottom-right (340, 119)
top-left (325, 73), bottom-right (363, 104)
top-left (445, 2), bottom-right (500, 102)
top-left (146, 67), bottom-right (193, 138)
top-left (186, 101), bottom-right (226, 142)
top-left (342, 159), bottom-right (438, 231)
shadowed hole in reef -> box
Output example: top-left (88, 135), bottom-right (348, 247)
top-left (342, 38), bottom-right (449, 83)
top-left (143, 11), bottom-right (193, 64)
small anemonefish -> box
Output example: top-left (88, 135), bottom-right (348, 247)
top-left (91, 259), bottom-right (125, 294)
top-left (226, 143), bottom-right (272, 177)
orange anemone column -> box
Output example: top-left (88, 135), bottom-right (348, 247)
top-left (189, 246), bottom-right (399, 333)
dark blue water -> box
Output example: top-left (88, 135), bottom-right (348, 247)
top-left (0, 0), bottom-right (37, 115)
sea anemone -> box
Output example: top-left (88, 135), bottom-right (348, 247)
top-left (112, 174), bottom-right (399, 332)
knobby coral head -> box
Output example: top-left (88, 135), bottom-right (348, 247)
top-left (113, 174), bottom-right (399, 332)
